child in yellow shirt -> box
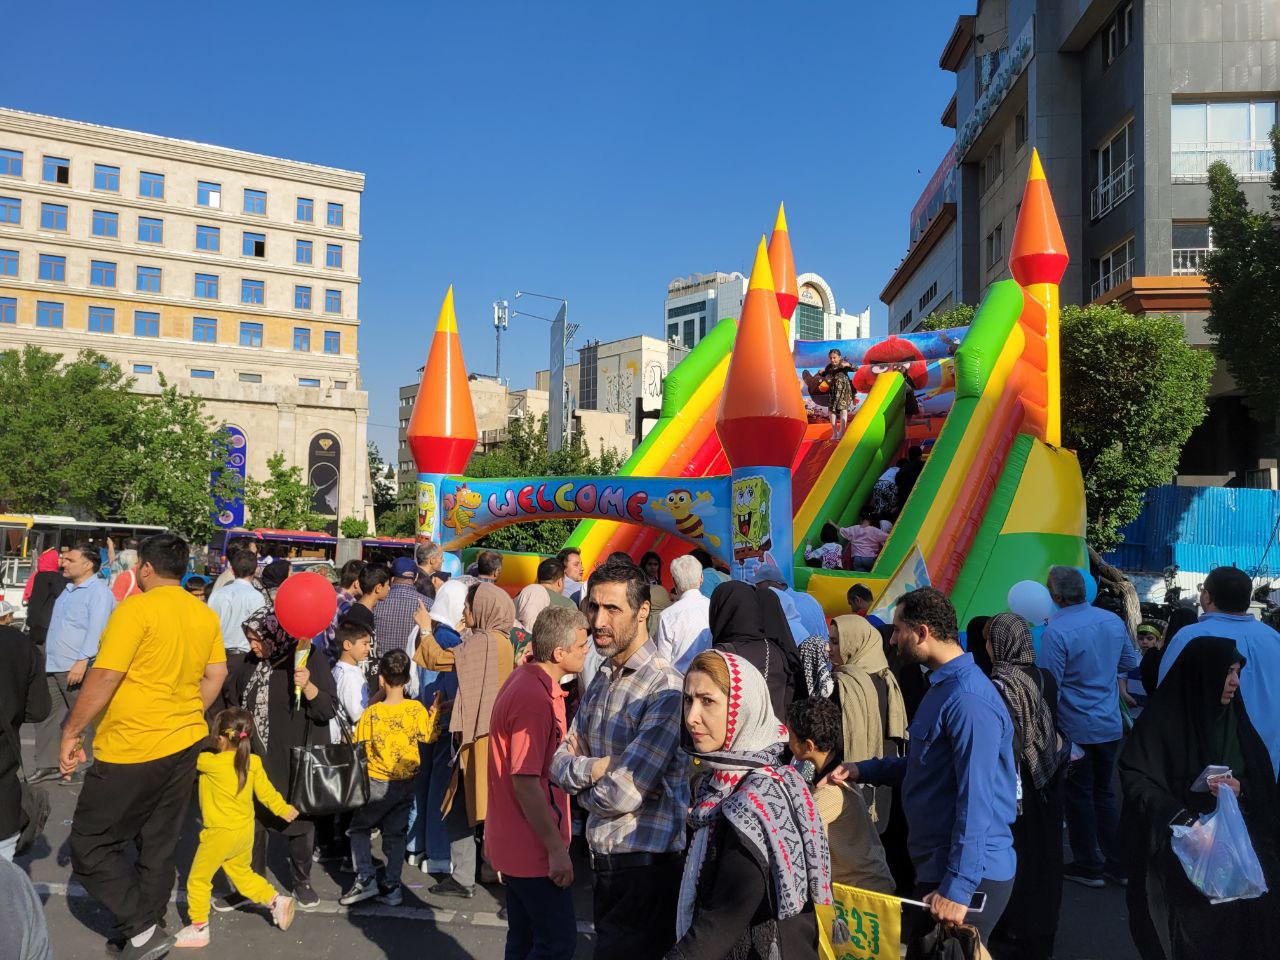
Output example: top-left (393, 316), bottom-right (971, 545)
top-left (340, 649), bottom-right (440, 907)
top-left (176, 708), bottom-right (299, 948)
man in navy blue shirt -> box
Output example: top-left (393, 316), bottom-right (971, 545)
top-left (1040, 566), bottom-right (1138, 888)
top-left (833, 587), bottom-right (1017, 942)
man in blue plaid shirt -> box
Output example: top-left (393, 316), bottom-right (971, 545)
top-left (550, 558), bottom-right (688, 959)
top-left (374, 558), bottom-right (424, 662)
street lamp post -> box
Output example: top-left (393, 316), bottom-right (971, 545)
top-left (513, 291), bottom-right (577, 452)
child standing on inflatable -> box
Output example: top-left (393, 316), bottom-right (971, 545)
top-left (821, 348), bottom-right (855, 440)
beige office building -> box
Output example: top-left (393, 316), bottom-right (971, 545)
top-left (0, 108), bottom-right (372, 530)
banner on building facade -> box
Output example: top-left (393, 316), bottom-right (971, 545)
top-left (308, 432), bottom-right (341, 535)
top-left (213, 425), bottom-right (247, 529)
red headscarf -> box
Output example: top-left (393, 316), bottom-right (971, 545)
top-left (22, 549), bottom-right (60, 603)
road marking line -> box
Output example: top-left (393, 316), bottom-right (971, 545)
top-left (33, 881), bottom-right (596, 934)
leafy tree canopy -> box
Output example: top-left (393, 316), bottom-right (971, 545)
top-left (917, 302), bottom-right (977, 332)
top-left (243, 452), bottom-right (327, 531)
top-left (376, 505), bottom-right (418, 538)
top-left (1061, 303), bottom-right (1213, 549)
top-left (0, 347), bottom-right (236, 541)
top-left (1204, 128), bottom-right (1280, 423)
top-left (340, 516), bottom-right (370, 539)
top-left (466, 413), bottom-right (626, 554)
top-left (367, 442), bottom-right (398, 516)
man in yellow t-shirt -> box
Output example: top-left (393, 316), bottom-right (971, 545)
top-left (61, 533), bottom-right (227, 960)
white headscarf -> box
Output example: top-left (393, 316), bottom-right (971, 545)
top-left (514, 584), bottom-right (551, 632)
top-left (676, 650), bottom-right (832, 944)
top-left (430, 580), bottom-right (468, 630)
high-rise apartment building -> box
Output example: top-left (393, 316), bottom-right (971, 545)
top-left (664, 270), bottom-right (869, 350)
top-left (0, 108), bottom-right (372, 529)
top-left (881, 1), bottom-right (1279, 483)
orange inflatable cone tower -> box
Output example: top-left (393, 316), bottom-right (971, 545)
top-left (1009, 149), bottom-right (1068, 446)
top-left (768, 202), bottom-right (798, 324)
top-left (717, 236), bottom-right (808, 584)
top-left (406, 285), bottom-right (478, 542)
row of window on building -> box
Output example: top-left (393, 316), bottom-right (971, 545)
top-left (0, 296), bottom-right (342, 353)
top-left (126, 361), bottom-right (345, 390)
top-left (666, 314), bottom-right (708, 349)
top-left (0, 196), bottom-right (348, 270)
top-left (1, 247), bottom-right (343, 313)
top-left (0, 149), bottom-right (348, 227)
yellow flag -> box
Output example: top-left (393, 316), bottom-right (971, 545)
top-left (817, 884), bottom-right (902, 960)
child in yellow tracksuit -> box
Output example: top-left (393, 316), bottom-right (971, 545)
top-left (176, 707), bottom-right (299, 948)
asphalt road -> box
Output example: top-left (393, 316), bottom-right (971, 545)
top-left (17, 734), bottom-right (1138, 960)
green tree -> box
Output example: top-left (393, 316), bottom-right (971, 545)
top-left (1062, 304), bottom-right (1213, 549)
top-left (0, 348), bottom-right (235, 538)
top-left (115, 378), bottom-right (239, 542)
top-left (368, 442), bottom-right (398, 516)
top-left (340, 516), bottom-right (370, 538)
top-left (466, 413), bottom-right (627, 553)
top-left (917, 302), bottom-right (977, 332)
top-left (0, 347), bottom-right (138, 515)
top-left (377, 505), bottom-right (418, 538)
top-left (1204, 128), bottom-right (1280, 423)
top-left (244, 452), bottom-right (327, 530)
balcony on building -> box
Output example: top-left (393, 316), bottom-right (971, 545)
top-left (1090, 155), bottom-right (1135, 220)
top-left (1171, 222), bottom-right (1213, 277)
top-left (1171, 100), bottom-right (1277, 182)
top-left (1173, 141), bottom-right (1277, 181)
top-left (1091, 237), bottom-right (1136, 302)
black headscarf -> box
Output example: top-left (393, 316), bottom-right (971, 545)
top-left (261, 559), bottom-right (291, 590)
top-left (966, 616), bottom-right (992, 676)
top-left (709, 581), bottom-right (801, 721)
top-left (988, 614), bottom-right (1059, 790)
top-left (1120, 636), bottom-right (1277, 858)
top-left (754, 584), bottom-right (798, 647)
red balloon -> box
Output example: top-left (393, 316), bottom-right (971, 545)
top-left (274, 571), bottom-right (338, 639)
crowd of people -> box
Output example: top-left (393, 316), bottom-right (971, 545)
top-left (2, 528), bottom-right (1279, 960)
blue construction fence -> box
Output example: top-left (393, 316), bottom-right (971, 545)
top-left (1103, 484), bottom-right (1280, 580)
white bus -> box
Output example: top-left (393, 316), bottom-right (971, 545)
top-left (0, 514), bottom-right (168, 619)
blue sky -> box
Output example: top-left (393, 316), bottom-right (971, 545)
top-left (5, 0), bottom-right (966, 457)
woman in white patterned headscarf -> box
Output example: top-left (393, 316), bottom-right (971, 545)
top-left (671, 648), bottom-right (833, 959)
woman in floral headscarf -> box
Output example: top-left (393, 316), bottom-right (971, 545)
top-left (669, 648), bottom-right (832, 959)
top-left (224, 558), bottom-right (337, 907)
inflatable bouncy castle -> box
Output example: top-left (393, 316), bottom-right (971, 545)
top-left (406, 151), bottom-right (1087, 624)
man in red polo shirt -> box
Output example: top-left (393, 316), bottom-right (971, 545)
top-left (486, 604), bottom-right (591, 960)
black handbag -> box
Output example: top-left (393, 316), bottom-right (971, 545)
top-left (0, 708), bottom-right (49, 856)
top-left (287, 713), bottom-right (369, 816)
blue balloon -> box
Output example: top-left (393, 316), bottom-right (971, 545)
top-left (1076, 566), bottom-right (1098, 604)
top-left (440, 552), bottom-right (463, 576)
top-left (1007, 580), bottom-right (1056, 626)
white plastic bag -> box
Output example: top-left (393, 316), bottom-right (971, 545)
top-left (1170, 787), bottom-right (1269, 903)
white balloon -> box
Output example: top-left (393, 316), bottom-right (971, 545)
top-left (1007, 579), bottom-right (1056, 626)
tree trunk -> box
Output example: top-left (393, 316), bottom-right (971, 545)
top-left (1088, 544), bottom-right (1141, 640)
